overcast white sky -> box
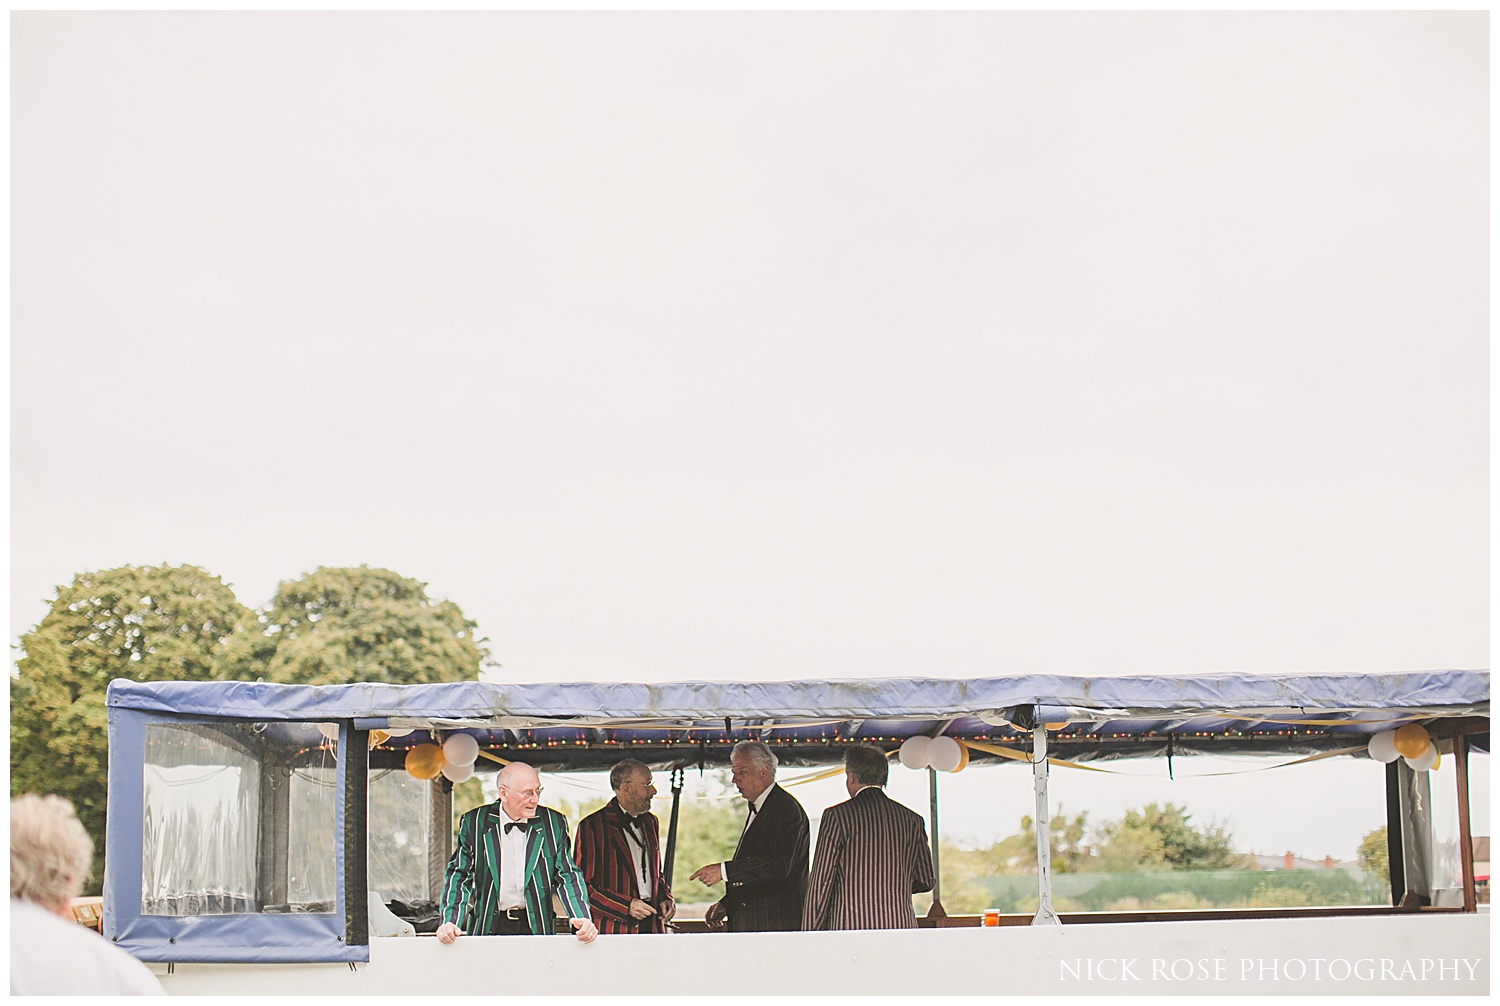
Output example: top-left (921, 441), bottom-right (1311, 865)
top-left (10, 13), bottom-right (1488, 858)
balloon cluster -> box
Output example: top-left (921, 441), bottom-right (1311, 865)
top-left (898, 735), bottom-right (969, 772)
top-left (1367, 723), bottom-right (1440, 772)
top-left (314, 723), bottom-right (481, 782)
top-left (406, 733), bottom-right (481, 783)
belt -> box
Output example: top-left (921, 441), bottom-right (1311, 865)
top-left (500, 907), bottom-right (528, 921)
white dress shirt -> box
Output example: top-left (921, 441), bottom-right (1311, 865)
top-left (498, 808), bottom-right (529, 910)
top-left (620, 814), bottom-right (654, 900)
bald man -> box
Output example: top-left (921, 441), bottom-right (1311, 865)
top-left (437, 763), bottom-right (597, 943)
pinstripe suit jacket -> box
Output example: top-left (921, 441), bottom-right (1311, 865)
top-left (718, 783), bottom-right (810, 932)
top-left (439, 803), bottom-right (592, 936)
top-left (803, 786), bottom-right (935, 931)
top-left (574, 798), bottom-right (672, 934)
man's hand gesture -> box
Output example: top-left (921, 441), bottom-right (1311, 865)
top-left (690, 863), bottom-right (724, 887)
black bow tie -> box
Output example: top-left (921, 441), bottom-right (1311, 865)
top-left (622, 813), bottom-right (644, 828)
top-left (505, 821), bottom-right (528, 833)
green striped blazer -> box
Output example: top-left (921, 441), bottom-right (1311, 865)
top-left (439, 803), bottom-right (592, 936)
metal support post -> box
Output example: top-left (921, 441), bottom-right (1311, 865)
top-left (928, 766), bottom-right (943, 911)
top-left (1031, 713), bottom-right (1060, 926)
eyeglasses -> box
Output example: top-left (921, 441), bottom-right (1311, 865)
top-left (508, 787), bottom-right (543, 800)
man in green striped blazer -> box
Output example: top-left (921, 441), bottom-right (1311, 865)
top-left (436, 763), bottom-right (598, 943)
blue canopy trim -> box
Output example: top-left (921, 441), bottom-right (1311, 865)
top-left (106, 670), bottom-right (1489, 771)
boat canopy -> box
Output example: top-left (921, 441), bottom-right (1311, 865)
top-left (101, 669), bottom-right (1488, 965)
top-left (106, 669), bottom-right (1489, 770)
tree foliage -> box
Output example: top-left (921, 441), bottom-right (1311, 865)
top-left (11, 564), bottom-right (254, 893)
top-left (1357, 825), bottom-right (1389, 890)
top-left (215, 566), bottom-right (488, 685)
top-left (1093, 802), bottom-right (1237, 871)
top-left (994, 807), bottom-right (1091, 873)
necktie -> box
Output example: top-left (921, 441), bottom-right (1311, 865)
top-left (621, 816), bottom-right (652, 900)
top-left (505, 821), bottom-right (528, 833)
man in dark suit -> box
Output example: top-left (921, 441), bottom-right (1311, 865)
top-left (573, 759), bottom-right (675, 934)
top-left (436, 762), bottom-right (598, 943)
top-left (803, 744), bottom-right (935, 931)
top-left (690, 740), bottom-right (809, 932)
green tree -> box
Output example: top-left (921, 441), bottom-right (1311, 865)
top-left (1357, 826), bottom-right (1389, 889)
top-left (994, 807), bottom-right (1091, 874)
top-left (216, 566), bottom-right (488, 684)
top-left (11, 564), bottom-right (254, 893)
top-left (1094, 802), bottom-right (1236, 871)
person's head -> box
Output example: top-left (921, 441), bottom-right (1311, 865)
top-left (843, 744), bottom-right (889, 797)
top-left (609, 759), bottom-right (656, 817)
top-left (10, 794), bottom-right (93, 917)
top-left (728, 741), bottom-right (777, 802)
top-left (496, 763), bottom-right (543, 821)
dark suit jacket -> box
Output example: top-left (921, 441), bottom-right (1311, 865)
top-left (574, 797), bottom-right (672, 934)
top-left (717, 783), bottom-right (810, 932)
top-left (803, 786), bottom-right (935, 931)
top-left (439, 803), bottom-right (592, 936)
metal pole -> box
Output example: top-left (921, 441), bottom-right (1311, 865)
top-left (928, 766), bottom-right (943, 911)
top-left (1384, 760), bottom-right (1405, 904)
top-left (662, 766), bottom-right (685, 886)
top-left (1031, 713), bottom-right (1060, 926)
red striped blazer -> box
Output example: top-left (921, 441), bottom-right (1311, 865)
top-left (574, 798), bottom-right (672, 934)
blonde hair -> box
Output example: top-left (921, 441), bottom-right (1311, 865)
top-left (10, 794), bottom-right (94, 908)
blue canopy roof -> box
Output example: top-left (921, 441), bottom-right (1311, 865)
top-left (107, 669), bottom-right (1488, 769)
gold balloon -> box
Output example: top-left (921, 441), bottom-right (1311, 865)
top-left (952, 741), bottom-right (970, 772)
top-left (405, 743), bottom-right (445, 780)
top-left (1432, 749), bottom-right (1441, 771)
top-left (368, 730), bottom-right (390, 749)
top-left (1393, 724), bottom-right (1431, 760)
top-left (1045, 722), bottom-right (1067, 731)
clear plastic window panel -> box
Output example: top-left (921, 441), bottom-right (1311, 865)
top-left (366, 769), bottom-right (431, 904)
top-left (1425, 746), bottom-right (1472, 908)
top-left (142, 722), bottom-right (339, 916)
top-left (287, 761), bottom-right (338, 909)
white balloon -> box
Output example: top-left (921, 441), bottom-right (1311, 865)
top-left (928, 736), bottom-right (962, 772)
top-left (316, 723), bottom-right (339, 741)
top-left (898, 736), bottom-right (932, 770)
top-left (441, 761), bottom-right (475, 783)
top-left (443, 733), bottom-right (480, 767)
top-left (1404, 743), bottom-right (1437, 772)
top-left (384, 727), bottom-right (415, 738)
top-left (1367, 730), bottom-right (1400, 763)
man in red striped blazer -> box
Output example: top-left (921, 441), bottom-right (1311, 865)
top-left (574, 760), bottom-right (675, 934)
top-left (803, 744), bottom-right (935, 931)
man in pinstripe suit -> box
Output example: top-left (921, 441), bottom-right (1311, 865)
top-left (690, 740), bottom-right (810, 932)
top-left (435, 763), bottom-right (598, 943)
top-left (803, 744), bottom-right (935, 931)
